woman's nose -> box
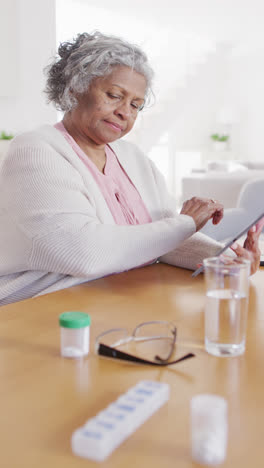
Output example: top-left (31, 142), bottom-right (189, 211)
top-left (114, 100), bottom-right (132, 119)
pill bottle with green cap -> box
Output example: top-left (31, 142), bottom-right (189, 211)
top-left (59, 311), bottom-right (91, 358)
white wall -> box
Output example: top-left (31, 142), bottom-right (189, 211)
top-left (1, 0), bottom-right (264, 163)
top-left (0, 0), bottom-right (57, 134)
top-left (225, 50), bottom-right (264, 161)
top-left (0, 0), bottom-right (19, 96)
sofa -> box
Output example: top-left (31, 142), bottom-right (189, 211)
top-left (181, 160), bottom-right (264, 208)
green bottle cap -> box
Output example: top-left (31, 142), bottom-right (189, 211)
top-left (59, 311), bottom-right (91, 329)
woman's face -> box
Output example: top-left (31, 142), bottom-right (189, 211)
top-left (69, 66), bottom-right (147, 146)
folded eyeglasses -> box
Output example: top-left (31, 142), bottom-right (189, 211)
top-left (95, 320), bottom-right (195, 366)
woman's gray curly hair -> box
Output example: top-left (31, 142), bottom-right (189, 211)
top-left (44, 31), bottom-right (154, 112)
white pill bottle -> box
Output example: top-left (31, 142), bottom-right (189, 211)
top-left (59, 311), bottom-right (91, 358)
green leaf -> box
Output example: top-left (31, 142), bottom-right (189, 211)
top-left (218, 135), bottom-right (229, 142)
top-left (0, 130), bottom-right (14, 140)
top-left (210, 133), bottom-right (229, 142)
top-left (210, 133), bottom-right (219, 141)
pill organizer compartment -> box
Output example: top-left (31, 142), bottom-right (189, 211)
top-left (71, 380), bottom-right (170, 462)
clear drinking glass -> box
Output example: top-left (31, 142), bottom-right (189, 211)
top-left (203, 257), bottom-right (250, 357)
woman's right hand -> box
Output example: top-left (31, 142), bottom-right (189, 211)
top-left (180, 197), bottom-right (224, 232)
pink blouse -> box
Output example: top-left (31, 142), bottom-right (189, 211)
top-left (55, 122), bottom-right (152, 227)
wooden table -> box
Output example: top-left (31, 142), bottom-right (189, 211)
top-left (0, 263), bottom-right (264, 468)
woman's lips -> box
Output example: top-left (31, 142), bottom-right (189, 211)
top-left (104, 120), bottom-right (123, 132)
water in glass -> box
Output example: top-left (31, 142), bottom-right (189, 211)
top-left (205, 288), bottom-right (247, 357)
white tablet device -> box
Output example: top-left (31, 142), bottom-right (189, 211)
top-left (192, 211), bottom-right (264, 277)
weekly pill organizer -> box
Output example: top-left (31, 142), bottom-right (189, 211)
top-left (72, 380), bottom-right (170, 462)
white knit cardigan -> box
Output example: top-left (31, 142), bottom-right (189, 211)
top-left (0, 125), bottom-right (222, 305)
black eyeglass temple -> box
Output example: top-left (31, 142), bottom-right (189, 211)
top-left (155, 327), bottom-right (177, 363)
top-left (97, 343), bottom-right (195, 366)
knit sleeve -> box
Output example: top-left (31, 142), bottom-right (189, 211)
top-left (2, 139), bottom-right (196, 279)
top-left (159, 232), bottom-right (225, 270)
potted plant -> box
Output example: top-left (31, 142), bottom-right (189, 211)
top-left (0, 131), bottom-right (14, 160)
top-left (210, 133), bottom-right (229, 151)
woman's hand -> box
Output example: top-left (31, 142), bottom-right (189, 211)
top-left (180, 197), bottom-right (224, 232)
top-left (230, 217), bottom-right (264, 275)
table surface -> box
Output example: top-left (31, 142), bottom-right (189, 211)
top-left (1, 263), bottom-right (264, 468)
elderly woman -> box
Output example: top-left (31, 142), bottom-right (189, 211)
top-left (0, 32), bottom-right (261, 305)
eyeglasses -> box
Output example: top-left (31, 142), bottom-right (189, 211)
top-left (95, 320), bottom-right (195, 366)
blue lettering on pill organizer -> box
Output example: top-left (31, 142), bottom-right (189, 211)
top-left (105, 411), bottom-right (126, 420)
top-left (127, 397), bottom-right (145, 403)
top-left (111, 413), bottom-right (125, 420)
top-left (135, 389), bottom-right (153, 396)
top-left (144, 381), bottom-right (162, 388)
top-left (116, 404), bottom-right (136, 412)
top-left (82, 430), bottom-right (102, 439)
top-left (96, 421), bottom-right (115, 430)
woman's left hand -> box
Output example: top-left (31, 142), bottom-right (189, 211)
top-left (230, 217), bottom-right (264, 275)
